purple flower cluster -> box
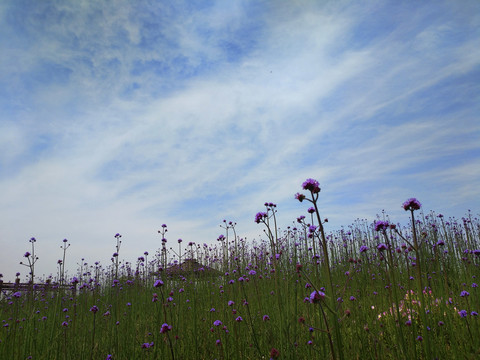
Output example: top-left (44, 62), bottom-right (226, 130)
top-left (160, 323), bottom-right (172, 333)
top-left (374, 220), bottom-right (389, 232)
top-left (254, 212), bottom-right (267, 224)
top-left (302, 178), bottom-right (321, 193)
top-left (403, 198), bottom-right (422, 211)
top-left (309, 290), bottom-right (325, 304)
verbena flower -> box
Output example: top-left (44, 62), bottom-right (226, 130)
top-left (295, 193), bottom-right (306, 202)
top-left (160, 323), bottom-right (172, 333)
top-left (90, 305), bottom-right (99, 314)
top-left (374, 220), bottom-right (389, 232)
top-left (302, 178), bottom-right (320, 193)
top-left (403, 198), bottom-right (421, 211)
top-left (213, 320), bottom-right (222, 327)
top-left (458, 310), bottom-right (467, 318)
top-left (377, 243), bottom-right (387, 251)
top-left (255, 212), bottom-right (267, 224)
top-left (460, 290), bottom-right (470, 297)
top-left (154, 280), bottom-right (164, 287)
top-left (309, 290), bottom-right (325, 304)
top-left (270, 347), bottom-right (280, 359)
top-left (24, 252), bottom-right (31, 257)
top-left (359, 245), bottom-right (368, 253)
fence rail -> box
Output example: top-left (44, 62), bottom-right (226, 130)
top-left (0, 280), bottom-right (77, 297)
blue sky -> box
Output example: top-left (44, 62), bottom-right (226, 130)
top-left (1, 0), bottom-right (479, 281)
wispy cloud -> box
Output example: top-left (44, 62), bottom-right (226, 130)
top-left (1, 0), bottom-right (479, 280)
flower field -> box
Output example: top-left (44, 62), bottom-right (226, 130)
top-left (1, 179), bottom-right (479, 359)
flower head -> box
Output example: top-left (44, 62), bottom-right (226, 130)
top-left (302, 178), bottom-right (320, 193)
top-left (90, 305), bottom-right (99, 314)
top-left (24, 252), bottom-right (31, 258)
top-left (160, 323), bottom-right (172, 333)
top-left (154, 280), bottom-right (164, 287)
top-left (270, 347), bottom-right (280, 359)
top-left (403, 198), bottom-right (421, 211)
top-left (254, 212), bottom-right (267, 224)
top-left (374, 220), bottom-right (389, 232)
top-left (377, 243), bottom-right (388, 251)
top-left (309, 290), bottom-right (326, 304)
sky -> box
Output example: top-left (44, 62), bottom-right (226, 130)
top-left (1, 0), bottom-right (479, 282)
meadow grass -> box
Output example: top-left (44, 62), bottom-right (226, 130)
top-left (1, 180), bottom-right (479, 359)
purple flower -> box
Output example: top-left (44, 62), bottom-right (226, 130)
top-left (249, 270), bottom-right (256, 276)
top-left (13, 291), bottom-right (22, 298)
top-left (403, 198), bottom-right (421, 211)
top-left (228, 301), bottom-right (235, 307)
top-left (160, 323), bottom-right (172, 333)
top-left (295, 193), bottom-right (306, 202)
top-left (302, 178), bottom-right (321, 193)
top-left (24, 252), bottom-right (31, 258)
top-left (254, 212), bottom-right (267, 224)
top-left (141, 342), bottom-right (154, 349)
top-left (263, 315), bottom-right (270, 321)
top-left (90, 305), bottom-right (99, 314)
top-left (359, 245), bottom-right (368, 253)
top-left (458, 310), bottom-right (467, 318)
top-left (154, 280), bottom-right (164, 287)
top-left (213, 320), bottom-right (222, 327)
top-left (374, 220), bottom-right (389, 232)
top-left (471, 311), bottom-right (478, 316)
top-left (460, 290), bottom-right (470, 297)
top-left (309, 290), bottom-right (325, 304)
top-left (62, 321), bottom-right (68, 327)
top-left (235, 316), bottom-right (243, 322)
top-left (216, 339), bottom-right (221, 346)
top-left (377, 243), bottom-right (387, 251)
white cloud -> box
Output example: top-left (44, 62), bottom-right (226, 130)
top-left (0, 1), bottom-right (479, 281)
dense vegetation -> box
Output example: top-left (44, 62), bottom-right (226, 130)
top-left (1, 179), bottom-right (479, 359)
